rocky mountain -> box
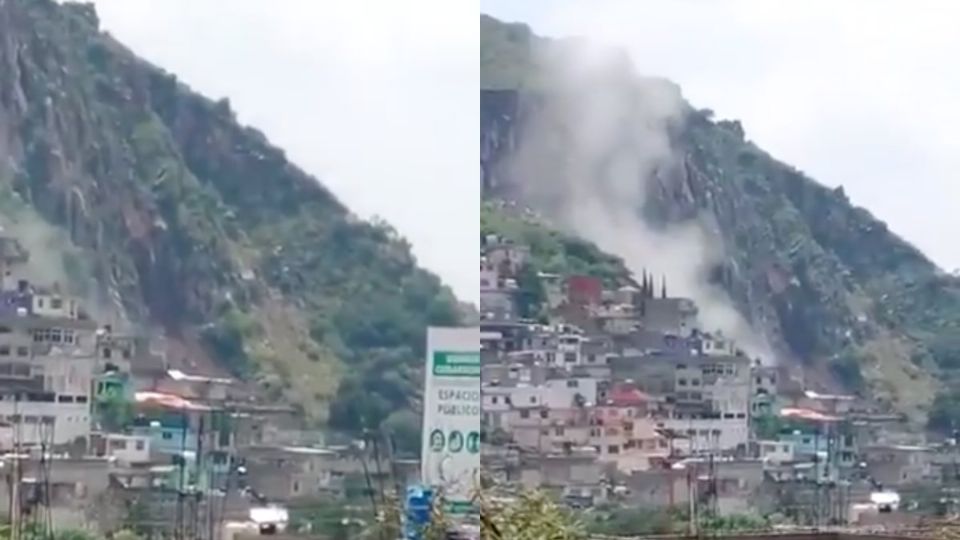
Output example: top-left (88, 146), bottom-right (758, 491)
top-left (0, 0), bottom-right (460, 440)
top-left (481, 14), bottom-right (960, 427)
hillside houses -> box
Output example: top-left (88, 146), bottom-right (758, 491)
top-left (478, 232), bottom-right (948, 522)
top-left (0, 233), bottom-right (388, 534)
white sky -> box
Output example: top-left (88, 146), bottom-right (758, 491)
top-left (87, 0), bottom-right (479, 302)
top-left (482, 0), bottom-right (960, 273)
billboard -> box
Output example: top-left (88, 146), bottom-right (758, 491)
top-left (421, 326), bottom-right (481, 514)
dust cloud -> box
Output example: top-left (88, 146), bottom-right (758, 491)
top-left (505, 39), bottom-right (775, 362)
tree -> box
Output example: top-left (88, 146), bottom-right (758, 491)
top-left (97, 392), bottom-right (134, 431)
top-left (929, 388), bottom-right (960, 435)
top-left (479, 489), bottom-right (583, 540)
top-left (514, 263), bottom-right (546, 319)
top-left (382, 410), bottom-right (422, 456)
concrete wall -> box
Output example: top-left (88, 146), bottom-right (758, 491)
top-left (0, 400), bottom-right (90, 446)
top-left (103, 433), bottom-right (151, 464)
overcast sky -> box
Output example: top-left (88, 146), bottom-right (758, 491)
top-left (88, 0), bottom-right (479, 302)
top-left (483, 0), bottom-right (960, 274)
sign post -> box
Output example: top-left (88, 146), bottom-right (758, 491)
top-left (421, 327), bottom-right (481, 516)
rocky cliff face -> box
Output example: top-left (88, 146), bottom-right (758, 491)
top-left (481, 15), bottom-right (960, 422)
top-left (0, 0), bottom-right (459, 433)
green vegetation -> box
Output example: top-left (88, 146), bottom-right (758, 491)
top-left (829, 352), bottom-right (867, 392)
top-left (480, 15), bottom-right (538, 90)
top-left (479, 12), bottom-right (960, 421)
top-left (481, 490), bottom-right (583, 540)
top-left (0, 525), bottom-right (130, 540)
top-left (928, 388), bottom-right (960, 435)
top-left (2, 0), bottom-right (464, 436)
top-left (482, 201), bottom-right (630, 285)
top-left (96, 392), bottom-right (134, 432)
top-left (584, 506), bottom-right (769, 536)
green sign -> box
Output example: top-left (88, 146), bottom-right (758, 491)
top-left (432, 352), bottom-right (480, 377)
top-left (422, 329), bottom-right (482, 516)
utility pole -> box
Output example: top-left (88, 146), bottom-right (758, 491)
top-left (687, 465), bottom-right (697, 537)
top-left (358, 439), bottom-right (379, 516)
top-left (176, 408), bottom-right (188, 540)
top-left (10, 394), bottom-right (21, 540)
top-left (386, 433), bottom-right (405, 500)
top-left (192, 412), bottom-right (205, 540)
top-left (371, 431), bottom-right (388, 506)
top-left (9, 452), bottom-right (20, 540)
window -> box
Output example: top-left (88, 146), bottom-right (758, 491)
top-left (136, 440), bottom-right (145, 451)
top-left (691, 379), bottom-right (700, 386)
top-left (102, 348), bottom-right (112, 359)
top-left (16, 347), bottom-right (27, 357)
top-left (678, 378), bottom-right (687, 386)
top-left (539, 409), bottom-right (548, 419)
top-left (564, 353), bottom-right (576, 363)
top-left (491, 396), bottom-right (498, 404)
top-left (162, 432), bottom-right (173, 440)
top-left (51, 298), bottom-right (63, 309)
top-left (76, 396), bottom-right (88, 403)
top-left (608, 445), bottom-right (619, 454)
top-left (519, 410), bottom-right (530, 419)
top-left (566, 380), bottom-right (579, 388)
top-left (292, 481), bottom-right (300, 494)
top-left (110, 439), bottom-right (127, 450)
top-left (37, 298), bottom-right (44, 308)
top-left (554, 427), bottom-right (565, 436)
top-left (529, 396), bottom-right (536, 404)
top-left (0, 346), bottom-right (9, 356)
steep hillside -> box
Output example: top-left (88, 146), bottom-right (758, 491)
top-left (0, 0), bottom-right (460, 437)
top-left (481, 15), bottom-right (960, 425)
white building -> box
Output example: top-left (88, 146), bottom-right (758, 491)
top-left (102, 433), bottom-right (152, 464)
top-left (659, 415), bottom-right (750, 454)
top-left (0, 311), bottom-right (98, 447)
top-left (759, 440), bottom-right (795, 464)
top-left (31, 290), bottom-right (80, 320)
